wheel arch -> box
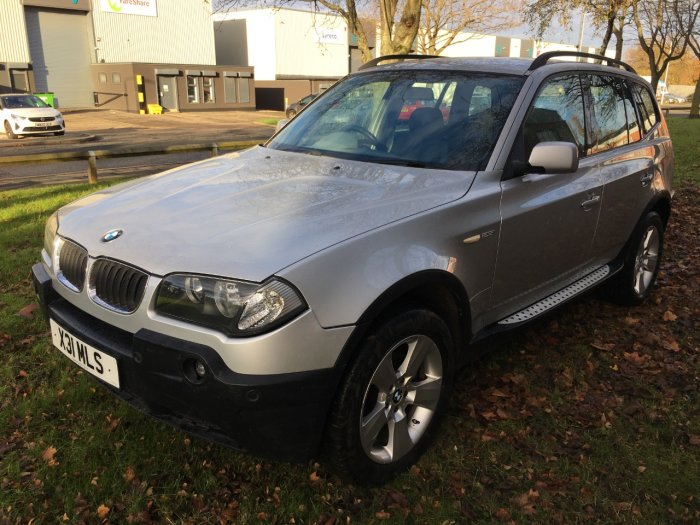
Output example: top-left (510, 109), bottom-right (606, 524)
top-left (334, 270), bottom-right (471, 370)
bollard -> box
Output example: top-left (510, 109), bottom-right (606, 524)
top-left (211, 143), bottom-right (219, 157)
top-left (87, 151), bottom-right (97, 184)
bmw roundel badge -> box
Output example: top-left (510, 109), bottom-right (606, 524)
top-left (101, 229), bottom-right (123, 242)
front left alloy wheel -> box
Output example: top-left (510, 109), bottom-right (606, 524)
top-left (326, 309), bottom-right (453, 483)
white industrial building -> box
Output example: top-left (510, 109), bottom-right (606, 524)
top-left (0, 0), bottom-right (254, 111)
top-left (214, 8), bottom-right (349, 110)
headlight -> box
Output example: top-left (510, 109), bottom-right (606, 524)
top-left (10, 113), bottom-right (27, 121)
top-left (155, 274), bottom-right (306, 336)
top-left (43, 212), bottom-right (59, 262)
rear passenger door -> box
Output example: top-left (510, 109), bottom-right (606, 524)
top-left (492, 74), bottom-right (603, 317)
top-left (587, 76), bottom-right (660, 264)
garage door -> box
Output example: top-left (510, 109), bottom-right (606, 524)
top-left (25, 7), bottom-right (93, 108)
top-left (255, 88), bottom-right (285, 111)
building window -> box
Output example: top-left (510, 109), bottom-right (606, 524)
top-left (237, 77), bottom-right (250, 103)
top-left (203, 77), bottom-right (215, 103)
top-left (187, 75), bottom-right (200, 103)
top-left (98, 73), bottom-right (108, 84)
top-left (224, 76), bottom-right (237, 103)
top-left (112, 72), bottom-right (121, 84)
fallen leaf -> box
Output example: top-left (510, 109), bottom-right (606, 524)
top-left (41, 446), bottom-right (57, 462)
top-left (375, 511), bottom-right (391, 519)
top-left (309, 471), bottom-right (320, 482)
top-left (97, 504), bottom-right (110, 519)
top-left (638, 466), bottom-right (647, 473)
top-left (689, 435), bottom-right (700, 446)
top-left (123, 466), bottom-right (136, 483)
top-left (623, 352), bottom-right (647, 366)
top-left (662, 338), bottom-right (680, 353)
top-left (18, 303), bottom-right (39, 319)
top-left (662, 310), bottom-right (678, 322)
top-left (495, 508), bottom-right (511, 521)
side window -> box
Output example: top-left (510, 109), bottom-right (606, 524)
top-left (631, 83), bottom-right (658, 135)
top-left (589, 75), bottom-right (628, 154)
top-left (523, 75), bottom-right (586, 159)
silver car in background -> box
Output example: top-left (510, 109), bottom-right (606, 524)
top-left (33, 52), bottom-right (673, 482)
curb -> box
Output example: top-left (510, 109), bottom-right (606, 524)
top-left (0, 133), bottom-right (98, 149)
top-left (0, 140), bottom-right (261, 165)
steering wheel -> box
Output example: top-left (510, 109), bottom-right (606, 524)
top-left (339, 124), bottom-right (385, 151)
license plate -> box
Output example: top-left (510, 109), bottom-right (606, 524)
top-left (50, 319), bottom-right (120, 388)
top-left (34, 122), bottom-right (51, 127)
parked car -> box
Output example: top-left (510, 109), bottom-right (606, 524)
top-left (33, 52), bottom-right (673, 483)
top-left (0, 93), bottom-right (64, 139)
top-left (661, 93), bottom-right (686, 104)
top-left (286, 93), bottom-right (317, 118)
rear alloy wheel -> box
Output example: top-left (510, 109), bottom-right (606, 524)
top-left (606, 211), bottom-right (664, 306)
top-left (327, 309), bottom-right (453, 482)
top-left (4, 120), bottom-right (18, 139)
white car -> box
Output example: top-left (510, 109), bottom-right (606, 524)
top-left (0, 93), bottom-right (65, 139)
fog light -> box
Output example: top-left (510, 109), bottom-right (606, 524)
top-left (195, 360), bottom-right (206, 378)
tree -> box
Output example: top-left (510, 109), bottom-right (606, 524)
top-left (416, 0), bottom-right (518, 55)
top-left (523, 0), bottom-right (632, 59)
top-left (688, 35), bottom-right (700, 118)
top-left (632, 0), bottom-right (700, 92)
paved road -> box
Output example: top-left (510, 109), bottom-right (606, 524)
top-left (0, 150), bottom-right (211, 190)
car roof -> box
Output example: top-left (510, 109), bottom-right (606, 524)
top-left (364, 57), bottom-right (533, 76)
top-left (357, 53), bottom-right (641, 79)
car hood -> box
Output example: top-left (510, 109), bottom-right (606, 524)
top-left (57, 146), bottom-right (475, 282)
top-left (6, 107), bottom-right (61, 118)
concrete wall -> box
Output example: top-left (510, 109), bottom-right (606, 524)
top-left (90, 63), bottom-right (255, 113)
top-left (274, 9), bottom-right (348, 78)
top-left (213, 8), bottom-right (348, 81)
top-left (92, 0), bottom-right (216, 65)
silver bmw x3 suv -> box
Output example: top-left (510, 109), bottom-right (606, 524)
top-left (33, 52), bottom-right (673, 482)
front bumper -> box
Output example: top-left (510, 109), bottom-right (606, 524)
top-left (12, 119), bottom-right (64, 134)
top-left (33, 262), bottom-right (346, 461)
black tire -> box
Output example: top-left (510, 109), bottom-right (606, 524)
top-left (605, 211), bottom-right (664, 306)
top-left (4, 120), bottom-right (18, 139)
top-left (326, 309), bottom-right (454, 483)
top-left (286, 109), bottom-right (296, 119)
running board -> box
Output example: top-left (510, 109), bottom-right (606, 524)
top-left (497, 265), bottom-right (611, 326)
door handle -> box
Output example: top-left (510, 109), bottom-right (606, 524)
top-left (580, 195), bottom-right (601, 209)
top-left (640, 172), bottom-right (654, 187)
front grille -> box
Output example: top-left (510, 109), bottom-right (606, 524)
top-left (25, 125), bottom-right (61, 132)
top-left (89, 259), bottom-right (148, 314)
top-left (57, 240), bottom-right (88, 292)
top-left (29, 117), bottom-right (54, 122)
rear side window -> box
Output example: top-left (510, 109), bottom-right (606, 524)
top-left (622, 82), bottom-right (642, 143)
top-left (523, 75), bottom-right (586, 158)
top-left (589, 75), bottom-right (629, 154)
top-left (631, 83), bottom-right (658, 135)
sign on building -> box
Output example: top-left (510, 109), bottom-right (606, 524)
top-left (313, 28), bottom-right (345, 45)
top-left (99, 0), bottom-right (158, 17)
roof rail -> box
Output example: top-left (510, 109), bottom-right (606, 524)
top-left (528, 51), bottom-right (636, 74)
top-left (358, 54), bottom-right (442, 71)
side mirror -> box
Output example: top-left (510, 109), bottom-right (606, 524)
top-left (275, 119), bottom-right (289, 132)
top-left (527, 141), bottom-right (579, 174)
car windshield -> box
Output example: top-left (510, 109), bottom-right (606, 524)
top-left (268, 70), bottom-right (524, 170)
top-left (1, 95), bottom-right (50, 109)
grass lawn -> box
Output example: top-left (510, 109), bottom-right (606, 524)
top-left (1, 120), bottom-right (698, 524)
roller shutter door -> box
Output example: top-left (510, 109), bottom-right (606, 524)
top-left (25, 7), bottom-right (93, 108)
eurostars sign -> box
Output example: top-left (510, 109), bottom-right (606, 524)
top-left (100, 0), bottom-right (157, 17)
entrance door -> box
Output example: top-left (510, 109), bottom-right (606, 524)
top-left (10, 70), bottom-right (29, 92)
top-left (158, 76), bottom-right (178, 111)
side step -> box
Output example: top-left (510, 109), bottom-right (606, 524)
top-left (497, 265), bottom-right (611, 326)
